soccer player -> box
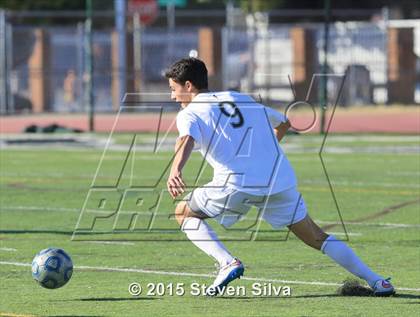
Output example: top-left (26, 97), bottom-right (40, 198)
top-left (165, 58), bottom-right (395, 296)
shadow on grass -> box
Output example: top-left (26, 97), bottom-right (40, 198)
top-left (0, 229), bottom-right (76, 235)
top-left (46, 315), bottom-right (105, 317)
top-left (394, 294), bottom-right (420, 300)
top-left (53, 297), bottom-right (160, 303)
top-left (215, 293), bottom-right (420, 300)
top-left (77, 297), bottom-right (160, 302)
top-left (215, 294), bottom-right (341, 300)
top-left (0, 230), bottom-right (150, 236)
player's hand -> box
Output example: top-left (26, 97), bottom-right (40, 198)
top-left (167, 170), bottom-right (186, 199)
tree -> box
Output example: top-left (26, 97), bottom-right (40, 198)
top-left (238, 0), bottom-right (284, 13)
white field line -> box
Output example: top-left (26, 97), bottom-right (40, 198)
top-left (0, 260), bottom-right (419, 292)
top-left (0, 247), bottom-right (17, 252)
top-left (315, 220), bottom-right (420, 229)
top-left (387, 171), bottom-right (420, 176)
top-left (217, 232), bottom-right (362, 239)
top-left (2, 134), bottom-right (417, 144)
top-left (0, 206), bottom-right (79, 212)
top-left (285, 135), bottom-right (420, 143)
top-left (300, 179), bottom-right (420, 189)
top-left (1, 205), bottom-right (419, 229)
top-left (2, 171), bottom-right (419, 189)
top-left (326, 232), bottom-right (362, 236)
top-left (83, 241), bottom-right (135, 246)
top-left (3, 143), bottom-right (419, 155)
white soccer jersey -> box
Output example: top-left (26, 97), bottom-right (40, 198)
top-left (176, 91), bottom-right (297, 195)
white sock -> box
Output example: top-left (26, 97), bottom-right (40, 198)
top-left (181, 217), bottom-right (234, 266)
top-left (321, 235), bottom-right (383, 287)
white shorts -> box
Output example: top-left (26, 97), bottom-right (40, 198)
top-left (184, 185), bottom-right (307, 229)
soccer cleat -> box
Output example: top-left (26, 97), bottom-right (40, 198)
top-left (372, 278), bottom-right (395, 297)
top-left (206, 258), bottom-right (244, 296)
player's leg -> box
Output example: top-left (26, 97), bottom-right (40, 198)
top-left (286, 214), bottom-right (327, 250)
top-left (259, 188), bottom-right (394, 295)
top-left (174, 200), bottom-right (235, 267)
top-left (175, 189), bottom-right (248, 295)
top-left (288, 214), bottom-right (394, 295)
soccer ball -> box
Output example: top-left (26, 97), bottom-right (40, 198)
top-left (31, 248), bottom-right (73, 289)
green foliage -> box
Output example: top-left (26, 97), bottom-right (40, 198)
top-left (0, 0), bottom-right (114, 11)
top-left (239, 0), bottom-right (284, 13)
top-left (0, 0), bottom-right (86, 10)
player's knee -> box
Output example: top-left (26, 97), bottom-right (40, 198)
top-left (175, 213), bottom-right (184, 226)
top-left (310, 238), bottom-right (324, 250)
top-left (174, 201), bottom-right (187, 225)
top-left (307, 232), bottom-right (328, 250)
top-left (293, 228), bottom-right (327, 250)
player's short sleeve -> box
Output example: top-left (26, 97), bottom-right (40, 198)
top-left (264, 106), bottom-right (288, 128)
top-left (176, 109), bottom-right (201, 143)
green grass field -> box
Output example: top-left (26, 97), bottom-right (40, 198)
top-left (0, 133), bottom-right (419, 316)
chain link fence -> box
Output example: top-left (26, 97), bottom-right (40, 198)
top-left (0, 10), bottom-right (419, 114)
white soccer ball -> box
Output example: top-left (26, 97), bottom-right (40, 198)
top-left (31, 248), bottom-right (73, 289)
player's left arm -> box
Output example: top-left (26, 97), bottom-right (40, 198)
top-left (167, 135), bottom-right (195, 198)
top-left (273, 120), bottom-right (291, 143)
top-left (264, 106), bottom-right (290, 143)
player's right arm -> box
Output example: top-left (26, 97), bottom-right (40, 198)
top-left (167, 135), bottom-right (195, 199)
top-left (168, 109), bottom-right (201, 198)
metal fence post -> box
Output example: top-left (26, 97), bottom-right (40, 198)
top-left (133, 12), bottom-right (142, 93)
top-left (84, 0), bottom-right (94, 131)
top-left (0, 10), bottom-right (8, 114)
top-left (115, 0), bottom-right (126, 107)
top-left (221, 26), bottom-right (228, 90)
top-left (77, 22), bottom-right (84, 111)
top-left (247, 16), bottom-right (256, 94)
top-left (166, 3), bottom-right (175, 64)
top-left (6, 19), bottom-right (13, 113)
top-left (320, 0), bottom-right (331, 134)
